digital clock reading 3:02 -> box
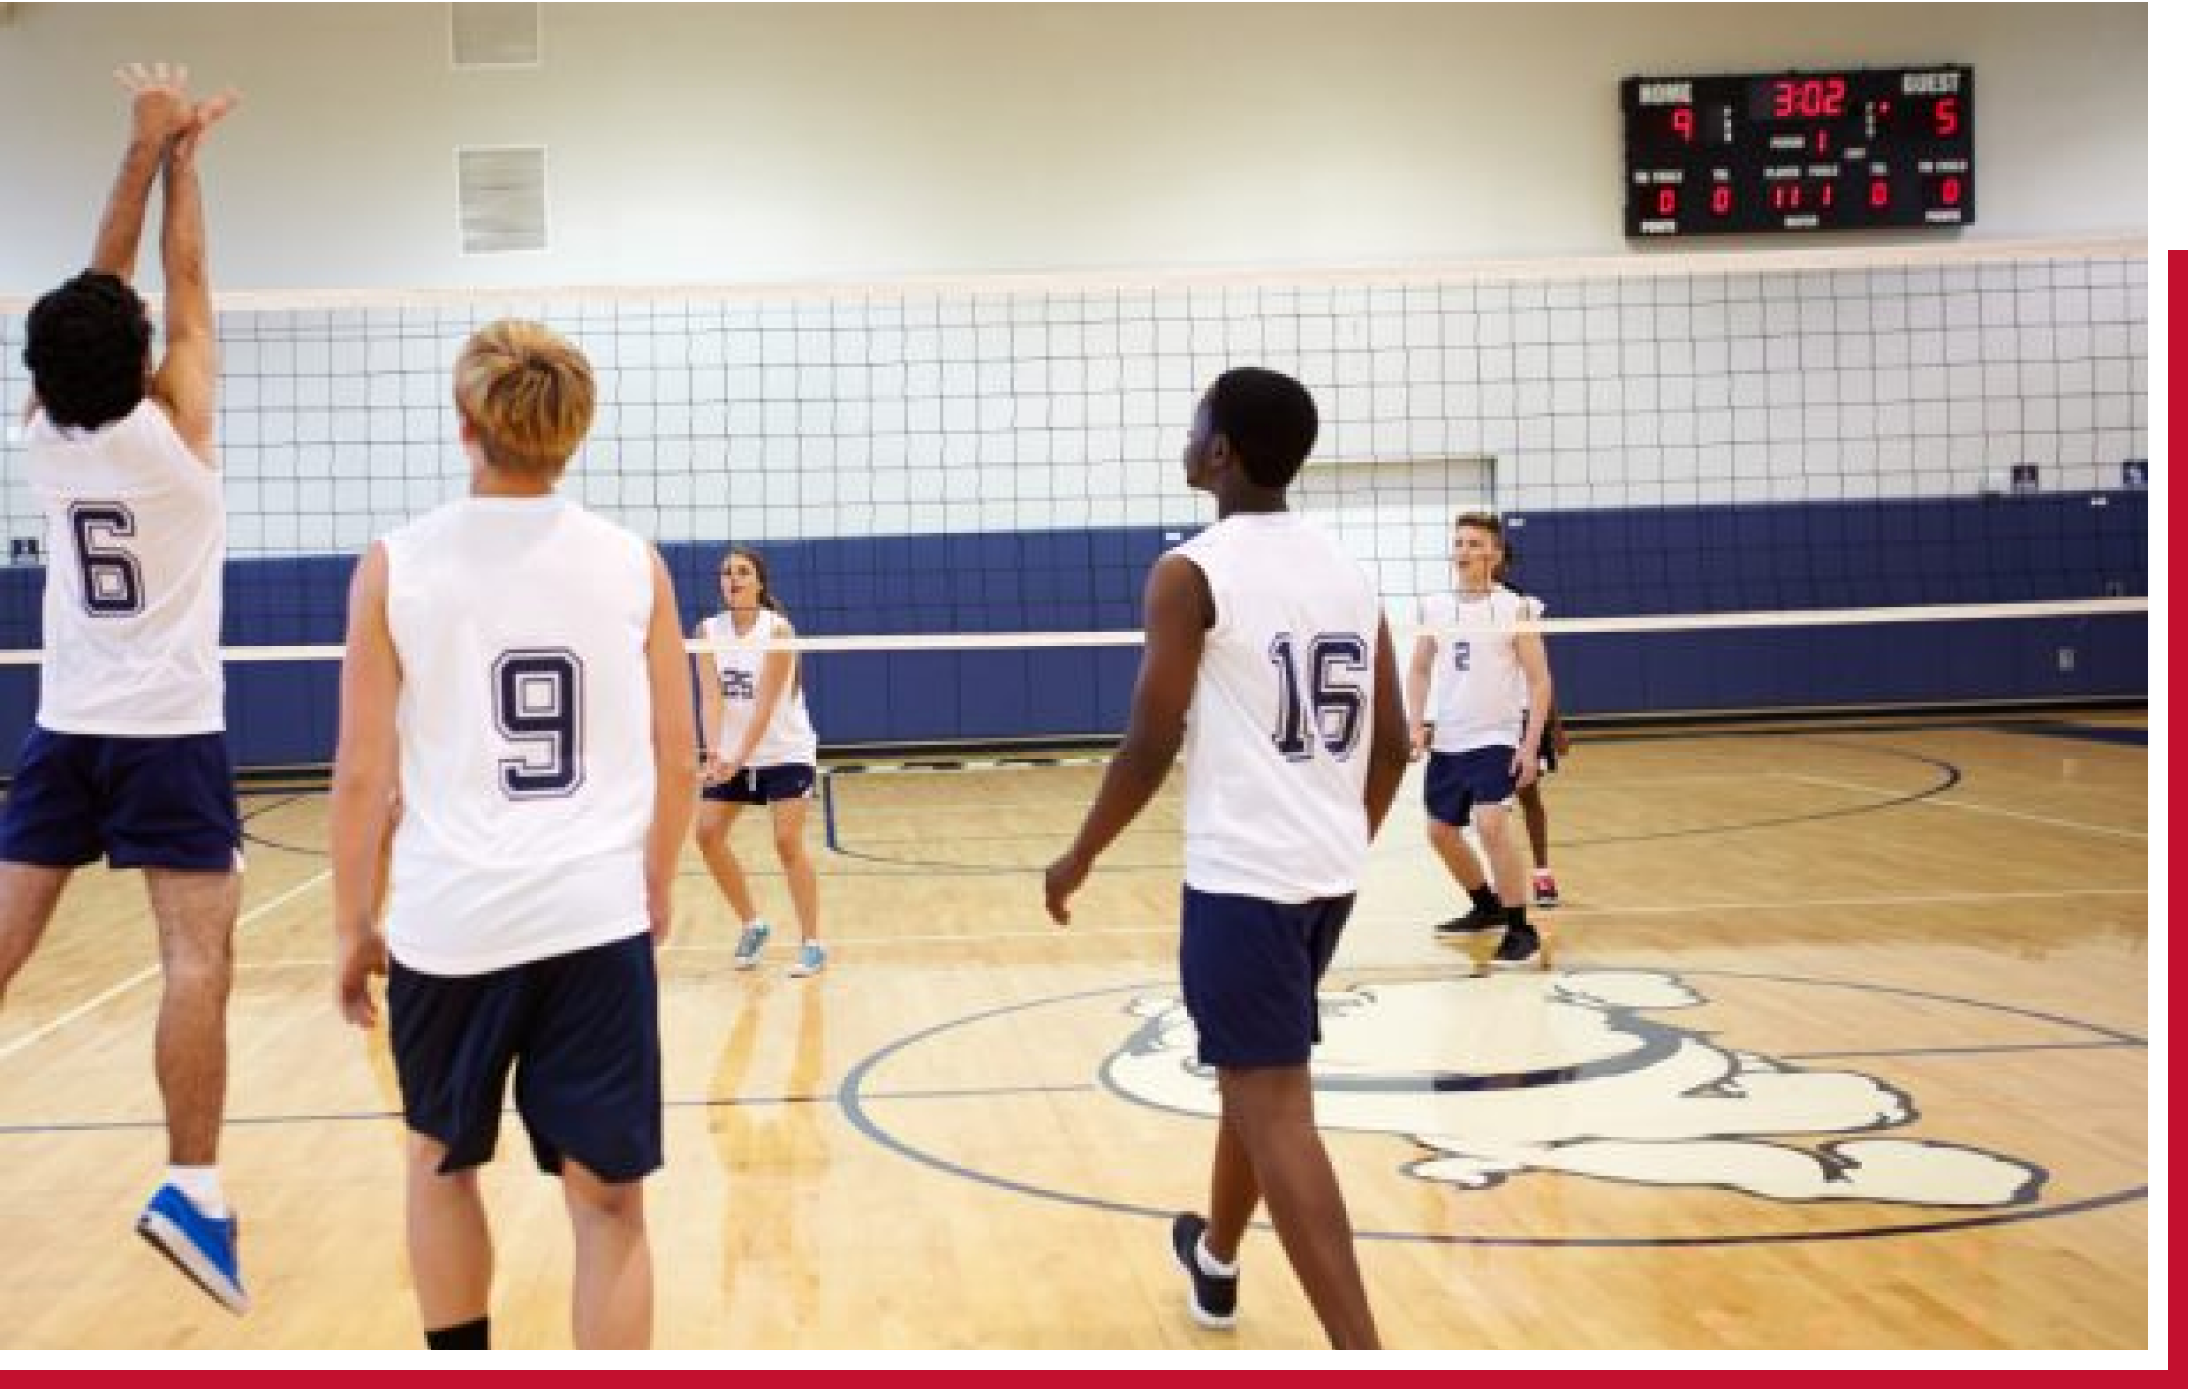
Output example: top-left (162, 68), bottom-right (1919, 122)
top-left (1622, 66), bottom-right (1973, 236)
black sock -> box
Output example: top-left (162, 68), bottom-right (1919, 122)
top-left (1504, 906), bottom-right (1531, 934)
top-left (1468, 884), bottom-right (1501, 912)
top-left (426, 1317), bottom-right (490, 1351)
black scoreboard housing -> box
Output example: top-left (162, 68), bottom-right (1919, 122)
top-left (1622, 66), bottom-right (1974, 236)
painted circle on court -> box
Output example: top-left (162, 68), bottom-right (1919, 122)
top-left (837, 967), bottom-right (2146, 1247)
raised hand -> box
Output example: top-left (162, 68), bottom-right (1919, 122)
top-left (114, 61), bottom-right (193, 150)
top-left (173, 88), bottom-right (242, 166)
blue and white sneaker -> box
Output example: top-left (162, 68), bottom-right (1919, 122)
top-left (136, 1183), bottom-right (248, 1314)
top-left (731, 920), bottom-right (771, 970)
top-left (787, 941), bottom-right (828, 978)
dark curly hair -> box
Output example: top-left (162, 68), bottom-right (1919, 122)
top-left (24, 270), bottom-right (152, 430)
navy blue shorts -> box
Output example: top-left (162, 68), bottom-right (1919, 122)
top-left (0, 727), bottom-right (241, 872)
top-left (1424, 747), bottom-right (1519, 827)
top-left (1179, 887), bottom-right (1354, 1068)
top-left (702, 763), bottom-right (817, 805)
top-left (389, 932), bottom-right (663, 1183)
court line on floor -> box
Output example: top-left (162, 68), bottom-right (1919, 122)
top-left (1, 1032), bottom-right (2140, 1139)
top-left (1783, 1040), bottom-right (2146, 1061)
top-left (827, 743), bottom-right (1970, 868)
top-left (0, 869), bottom-right (332, 1064)
top-left (2, 960), bottom-right (2143, 1139)
top-left (654, 885), bottom-right (2149, 944)
top-left (214, 883), bottom-right (2147, 972)
top-left (1785, 773), bottom-right (2145, 840)
top-left (0, 1082), bottom-right (1103, 1137)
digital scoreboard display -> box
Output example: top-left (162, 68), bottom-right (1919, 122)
top-left (1623, 66), bottom-right (1973, 236)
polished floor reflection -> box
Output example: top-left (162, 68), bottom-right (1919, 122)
top-left (0, 713), bottom-right (2149, 1349)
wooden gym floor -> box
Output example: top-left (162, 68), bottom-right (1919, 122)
top-left (0, 711), bottom-right (2150, 1349)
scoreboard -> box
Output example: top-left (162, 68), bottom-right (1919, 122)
top-left (1623, 67), bottom-right (1974, 235)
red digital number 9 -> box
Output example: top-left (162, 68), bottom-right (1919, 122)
top-left (1670, 105), bottom-right (1694, 142)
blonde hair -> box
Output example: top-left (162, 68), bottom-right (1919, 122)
top-left (452, 319), bottom-right (596, 478)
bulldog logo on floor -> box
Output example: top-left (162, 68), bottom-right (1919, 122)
top-left (1102, 970), bottom-right (2043, 1206)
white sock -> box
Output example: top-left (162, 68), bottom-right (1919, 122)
top-left (167, 1165), bottom-right (228, 1218)
top-left (1196, 1234), bottom-right (1238, 1277)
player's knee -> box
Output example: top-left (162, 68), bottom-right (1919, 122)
top-left (564, 1164), bottom-right (646, 1224)
top-left (405, 1132), bottom-right (468, 1183)
top-left (1216, 1064), bottom-right (1315, 1128)
top-left (162, 931), bottom-right (233, 990)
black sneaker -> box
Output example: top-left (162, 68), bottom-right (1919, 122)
top-left (1491, 923), bottom-right (1544, 970)
top-left (1435, 904), bottom-right (1507, 936)
top-left (1170, 1212), bottom-right (1238, 1330)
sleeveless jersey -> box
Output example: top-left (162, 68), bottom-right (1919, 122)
top-left (380, 495), bottom-right (657, 975)
top-left (1420, 585), bottom-right (1541, 753)
top-left (23, 401), bottom-right (225, 734)
top-left (1172, 512), bottom-right (1381, 903)
top-left (701, 608), bottom-right (819, 767)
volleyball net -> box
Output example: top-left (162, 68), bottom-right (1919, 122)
top-left (0, 237), bottom-right (2149, 767)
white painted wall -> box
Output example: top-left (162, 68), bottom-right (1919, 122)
top-left (0, 3), bottom-right (2148, 294)
top-left (0, 5), bottom-right (2148, 611)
